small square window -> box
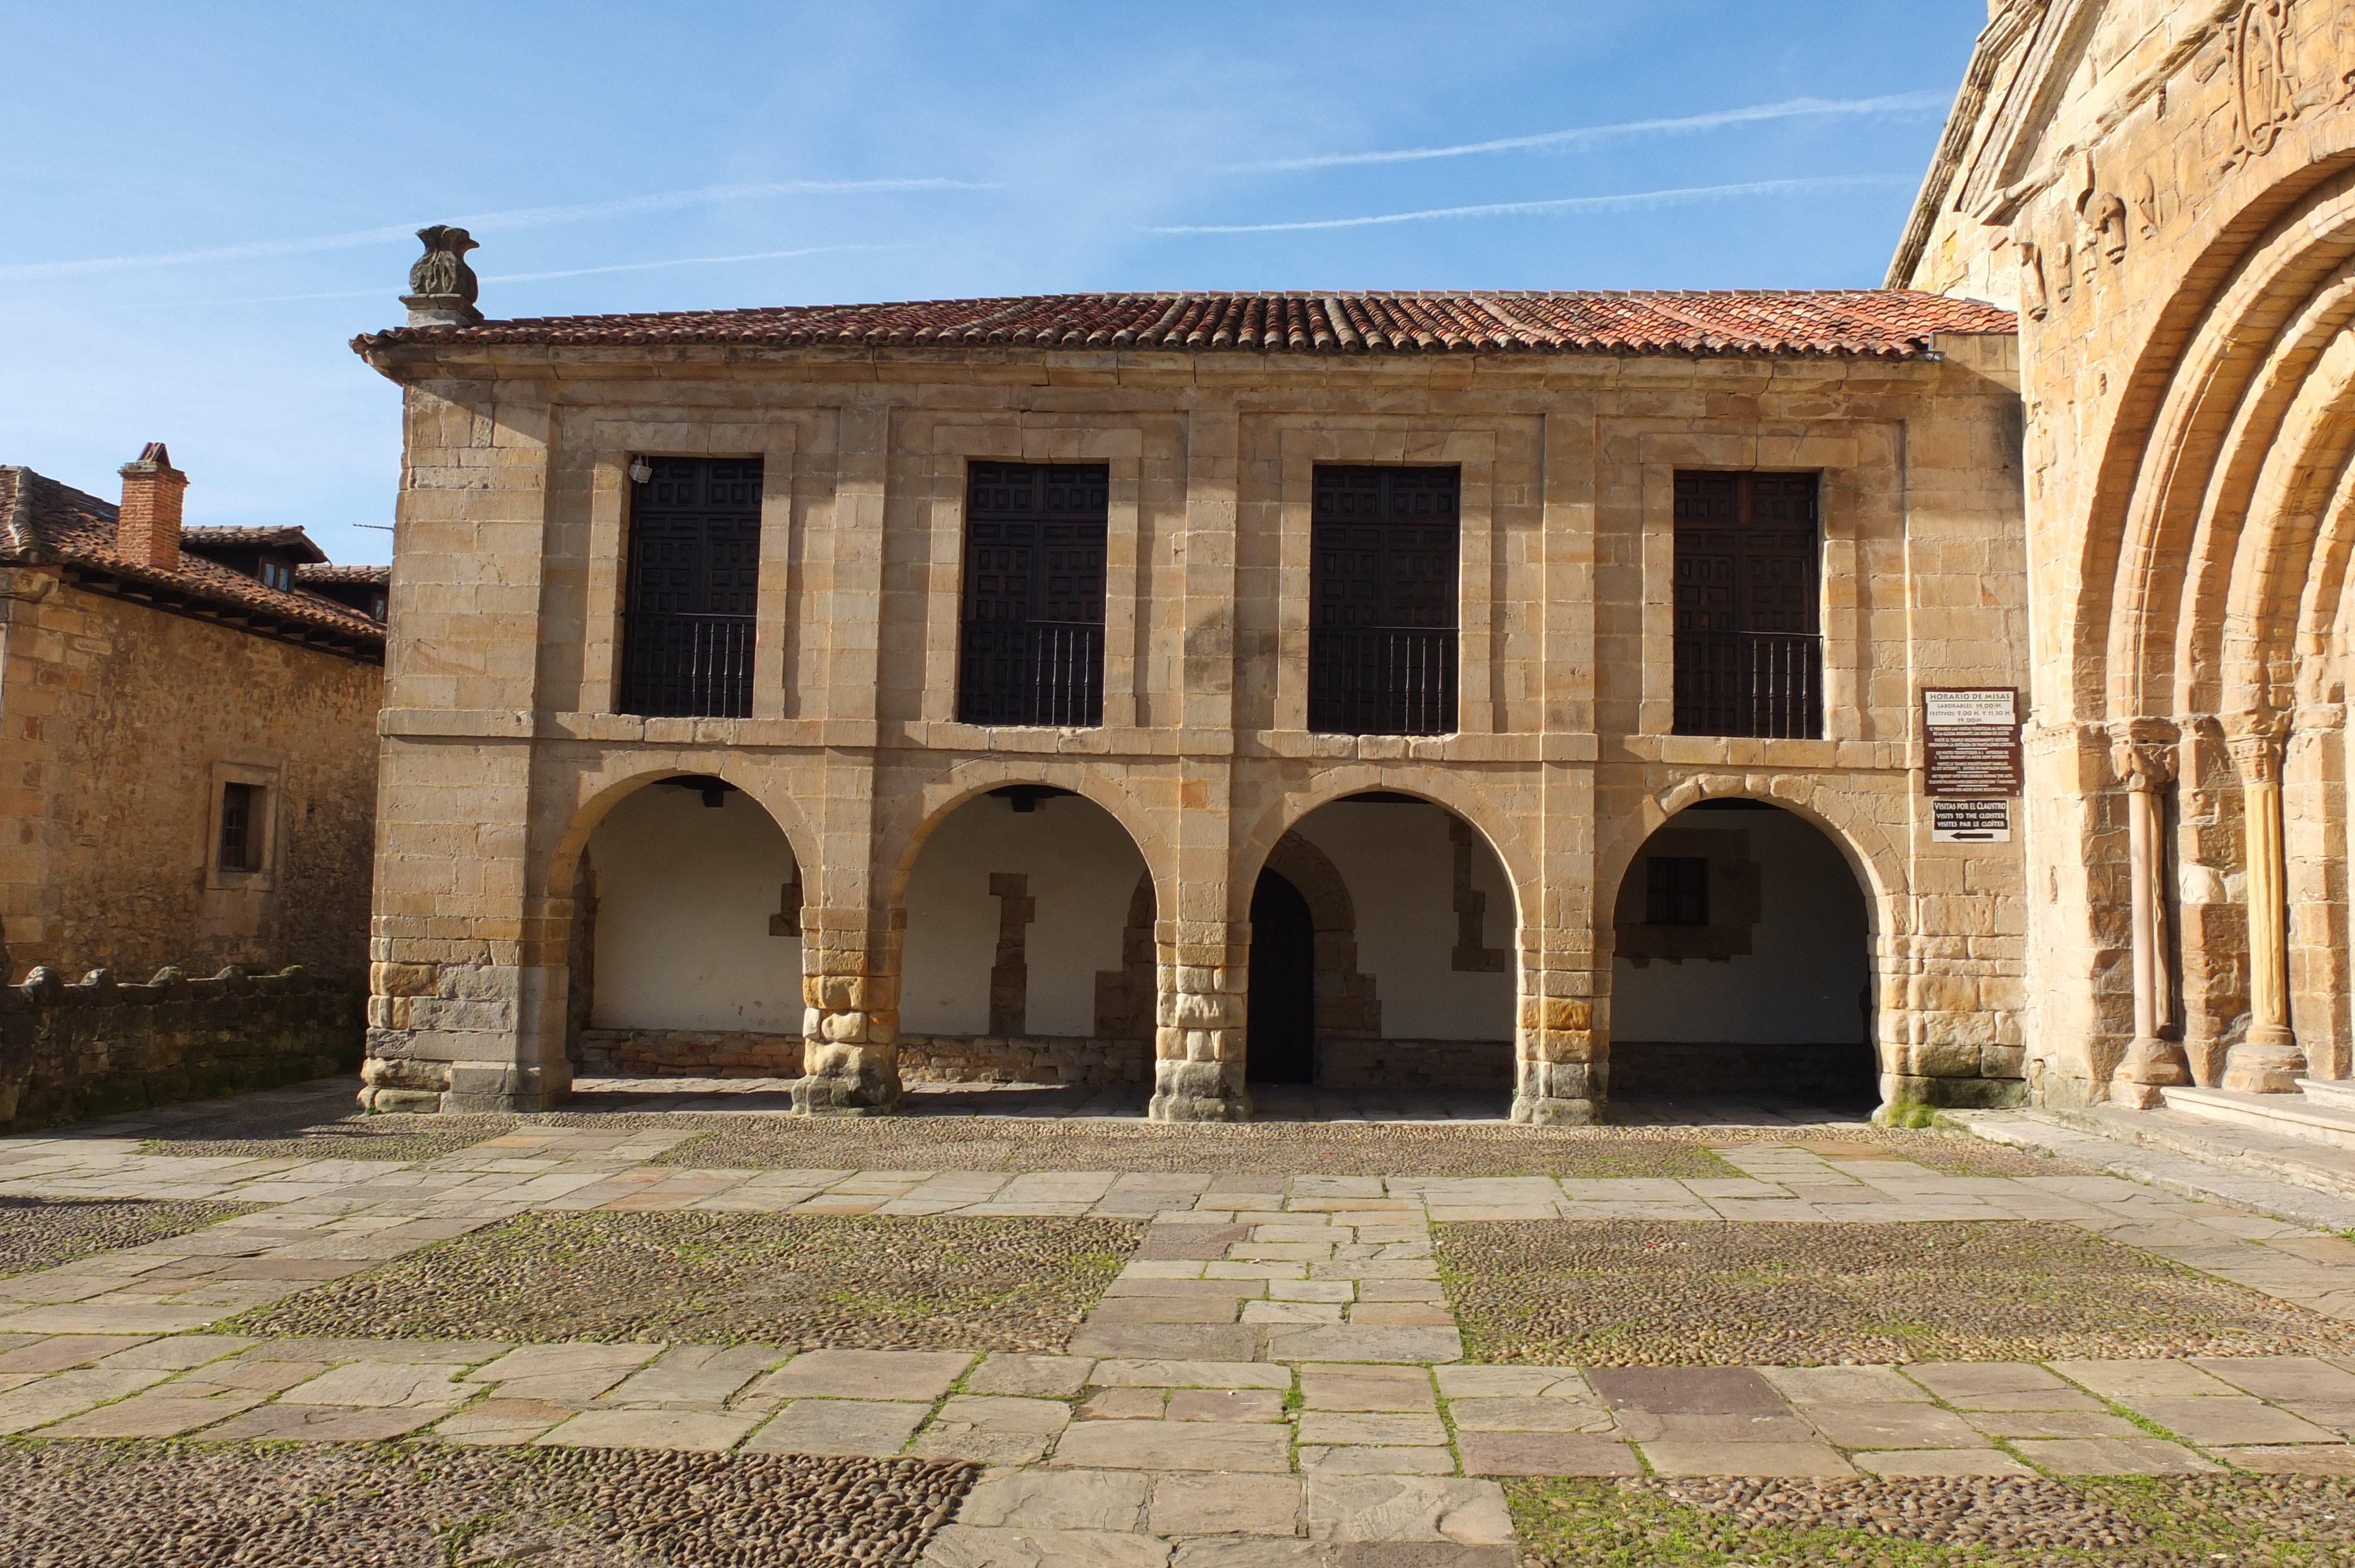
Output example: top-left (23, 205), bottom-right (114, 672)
top-left (1644, 856), bottom-right (1710, 926)
top-left (217, 782), bottom-right (261, 872)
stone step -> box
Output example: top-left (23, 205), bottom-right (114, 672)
top-left (2299, 1077), bottom-right (2355, 1114)
top-left (2020, 1101), bottom-right (2355, 1224)
top-left (2161, 1085), bottom-right (2355, 1151)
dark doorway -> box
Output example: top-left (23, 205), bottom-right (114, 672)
top-left (1247, 869), bottom-right (1316, 1084)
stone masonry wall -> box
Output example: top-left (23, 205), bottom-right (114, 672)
top-left (1897, 0), bottom-right (2355, 1104)
top-left (0, 964), bottom-right (363, 1132)
top-left (573, 1026), bottom-right (1152, 1087)
top-left (1316, 1039), bottom-right (1514, 1092)
top-left (0, 572), bottom-right (382, 984)
top-left (356, 325), bottom-right (2028, 1124)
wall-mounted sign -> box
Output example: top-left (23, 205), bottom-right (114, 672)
top-left (1932, 798), bottom-right (2012, 842)
top-left (1923, 687), bottom-right (2023, 798)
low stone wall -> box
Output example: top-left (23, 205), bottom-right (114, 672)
top-left (1608, 1039), bottom-right (1882, 1099)
top-left (899, 1034), bottom-right (1152, 1087)
top-left (1316, 1038), bottom-right (1515, 1091)
top-left (576, 1028), bottom-right (803, 1079)
top-left (574, 1028), bottom-right (1152, 1087)
top-left (0, 965), bottom-right (363, 1131)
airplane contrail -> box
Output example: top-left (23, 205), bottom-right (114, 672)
top-left (1147, 175), bottom-right (1909, 235)
top-left (0, 180), bottom-right (981, 281)
top-left (1226, 93), bottom-right (1946, 173)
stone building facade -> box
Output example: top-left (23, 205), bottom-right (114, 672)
top-left (0, 447), bottom-right (386, 984)
top-left (351, 289), bottom-right (2029, 1122)
top-left (1896, 0), bottom-right (2355, 1112)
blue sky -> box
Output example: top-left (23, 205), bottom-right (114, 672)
top-left (2, 2), bottom-right (1983, 566)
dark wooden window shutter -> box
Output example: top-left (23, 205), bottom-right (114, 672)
top-left (958, 462), bottom-right (1109, 726)
top-left (619, 457), bottom-right (762, 717)
top-left (1671, 471), bottom-right (1822, 738)
top-left (1308, 466), bottom-right (1460, 735)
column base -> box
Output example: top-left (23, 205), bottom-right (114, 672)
top-left (1512, 1059), bottom-right (1603, 1125)
top-left (2107, 1081), bottom-right (2167, 1111)
top-left (1147, 1059), bottom-right (1251, 1122)
top-left (357, 1057), bottom-right (570, 1114)
top-left (791, 1041), bottom-right (903, 1116)
top-left (1511, 1094), bottom-right (1601, 1126)
top-left (2222, 1029), bottom-right (2307, 1095)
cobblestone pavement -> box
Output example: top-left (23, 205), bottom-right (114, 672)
top-left (10, 1081), bottom-right (2355, 1563)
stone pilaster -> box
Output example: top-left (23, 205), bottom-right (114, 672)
top-left (2225, 716), bottom-right (2306, 1092)
top-left (791, 906), bottom-right (901, 1115)
top-left (2109, 735), bottom-right (2191, 1109)
top-left (1512, 963), bottom-right (1601, 1125)
top-left (1147, 919), bottom-right (1251, 1121)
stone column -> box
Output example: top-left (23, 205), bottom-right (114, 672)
top-left (791, 906), bottom-right (902, 1115)
top-left (2225, 719), bottom-right (2307, 1092)
top-left (2109, 739), bottom-right (2190, 1108)
top-left (1147, 918), bottom-right (1251, 1121)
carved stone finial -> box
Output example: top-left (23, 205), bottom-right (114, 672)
top-left (401, 225), bottom-right (483, 328)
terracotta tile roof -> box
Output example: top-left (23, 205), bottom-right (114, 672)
top-left (184, 524), bottom-right (330, 563)
top-left (356, 289), bottom-right (2013, 360)
top-left (0, 466), bottom-right (385, 656)
top-left (297, 563), bottom-right (390, 586)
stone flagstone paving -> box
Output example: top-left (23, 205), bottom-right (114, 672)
top-left (12, 1081), bottom-right (2355, 1562)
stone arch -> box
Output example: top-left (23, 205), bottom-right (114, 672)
top-left (1604, 788), bottom-right (1879, 1111)
top-left (877, 756), bottom-right (1174, 917)
top-left (884, 758), bottom-right (1168, 1084)
top-left (2189, 262), bottom-right (2355, 719)
top-left (546, 760), bottom-right (811, 1079)
top-left (2094, 161), bottom-right (2355, 720)
top-left (1229, 765), bottom-right (1537, 934)
top-left (1595, 773), bottom-right (1905, 939)
top-left (2058, 135), bottom-right (2355, 722)
top-left (540, 759), bottom-right (818, 903)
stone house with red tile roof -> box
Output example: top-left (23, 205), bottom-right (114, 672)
top-left (350, 281), bottom-right (2028, 1124)
top-left (0, 445), bottom-right (385, 984)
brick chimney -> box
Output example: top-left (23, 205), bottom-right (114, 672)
top-left (115, 442), bottom-right (187, 572)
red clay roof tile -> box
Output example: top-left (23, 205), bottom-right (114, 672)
top-left (356, 289), bottom-right (2012, 360)
top-left (0, 466), bottom-right (385, 653)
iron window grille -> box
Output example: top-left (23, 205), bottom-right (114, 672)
top-left (1671, 470), bottom-right (1823, 739)
top-left (1308, 466), bottom-right (1460, 736)
top-left (619, 457), bottom-right (762, 717)
top-left (958, 462), bottom-right (1109, 727)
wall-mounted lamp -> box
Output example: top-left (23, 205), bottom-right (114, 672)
top-left (627, 459), bottom-right (654, 484)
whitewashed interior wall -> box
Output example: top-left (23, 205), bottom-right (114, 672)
top-left (1613, 807), bottom-right (1869, 1044)
top-left (1286, 799), bottom-right (1515, 1041)
top-left (585, 785), bottom-right (801, 1032)
top-left (899, 793), bottom-right (1147, 1036)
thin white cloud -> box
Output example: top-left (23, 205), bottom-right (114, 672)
top-left (489, 244), bottom-right (908, 283)
top-left (125, 245), bottom-right (913, 309)
top-left (0, 180), bottom-right (981, 281)
top-left (1147, 175), bottom-right (1910, 235)
top-left (1228, 93), bottom-right (1947, 173)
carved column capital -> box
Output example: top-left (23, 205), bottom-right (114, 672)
top-left (2226, 710), bottom-right (2290, 780)
top-left (2108, 731), bottom-right (2178, 791)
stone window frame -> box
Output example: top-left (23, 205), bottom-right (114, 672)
top-left (1271, 424), bottom-right (1501, 739)
top-left (1629, 430), bottom-right (1871, 745)
top-left (576, 414), bottom-right (801, 720)
top-left (203, 756), bottom-right (283, 893)
top-left (919, 423), bottom-right (1147, 732)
